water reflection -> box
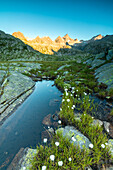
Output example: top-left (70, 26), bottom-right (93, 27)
top-left (0, 80), bottom-right (62, 169)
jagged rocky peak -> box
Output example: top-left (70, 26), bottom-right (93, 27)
top-left (12, 31), bottom-right (27, 41)
top-left (41, 36), bottom-right (53, 43)
top-left (55, 36), bottom-right (64, 43)
top-left (91, 34), bottom-right (104, 41)
top-left (63, 34), bottom-right (72, 41)
top-left (94, 34), bottom-right (103, 40)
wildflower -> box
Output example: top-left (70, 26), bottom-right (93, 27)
top-left (71, 94), bottom-right (73, 96)
top-left (62, 99), bottom-right (65, 102)
top-left (71, 107), bottom-right (74, 109)
top-left (105, 143), bottom-right (108, 145)
top-left (58, 120), bottom-right (61, 124)
top-left (42, 166), bottom-right (46, 170)
top-left (89, 143), bottom-right (94, 148)
top-left (92, 117), bottom-right (94, 119)
top-left (60, 108), bottom-right (62, 111)
top-left (107, 129), bottom-right (109, 133)
top-left (68, 106), bottom-right (69, 108)
top-left (101, 144), bottom-right (105, 148)
top-left (72, 91), bottom-right (75, 94)
top-left (67, 99), bottom-right (70, 102)
top-left (50, 155), bottom-right (55, 161)
top-left (69, 157), bottom-right (72, 161)
top-left (65, 88), bottom-right (68, 91)
top-left (23, 167), bottom-right (26, 170)
top-left (72, 87), bottom-right (75, 90)
top-left (73, 105), bottom-right (75, 108)
top-left (48, 126), bottom-right (50, 129)
top-left (72, 136), bottom-right (76, 142)
top-left (84, 92), bottom-right (87, 95)
top-left (76, 94), bottom-right (77, 97)
top-left (58, 161), bottom-right (63, 166)
top-left (43, 138), bottom-right (47, 143)
top-left (66, 92), bottom-right (68, 96)
top-left (76, 89), bottom-right (78, 92)
top-left (55, 141), bottom-right (59, 146)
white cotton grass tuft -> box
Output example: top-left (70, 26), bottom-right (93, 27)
top-left (23, 167), bottom-right (26, 170)
top-left (101, 144), bottom-right (105, 148)
top-left (42, 166), bottom-right (46, 170)
top-left (84, 92), bottom-right (87, 95)
top-left (72, 136), bottom-right (76, 142)
top-left (89, 143), bottom-right (94, 148)
top-left (69, 157), bottom-right (72, 161)
top-left (58, 120), bottom-right (62, 124)
top-left (55, 141), bottom-right (59, 146)
top-left (67, 99), bottom-right (70, 102)
top-left (58, 161), bottom-right (63, 166)
top-left (107, 129), bottom-right (109, 133)
top-left (50, 155), bottom-right (55, 161)
top-left (43, 138), bottom-right (47, 143)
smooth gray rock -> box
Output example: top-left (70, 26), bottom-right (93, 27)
top-left (56, 126), bottom-right (91, 150)
top-left (0, 72), bottom-right (35, 104)
top-left (91, 59), bottom-right (105, 69)
top-left (0, 72), bottom-right (35, 124)
top-left (95, 53), bottom-right (105, 59)
top-left (95, 62), bottom-right (113, 89)
top-left (91, 119), bottom-right (103, 127)
top-left (106, 49), bottom-right (113, 60)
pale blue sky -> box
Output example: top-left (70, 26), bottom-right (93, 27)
top-left (0, 0), bottom-right (113, 40)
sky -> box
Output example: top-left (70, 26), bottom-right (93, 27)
top-left (0, 0), bottom-right (113, 40)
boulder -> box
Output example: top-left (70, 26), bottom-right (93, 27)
top-left (95, 62), bottom-right (113, 89)
top-left (56, 126), bottom-right (91, 150)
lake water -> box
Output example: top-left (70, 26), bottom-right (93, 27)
top-left (0, 80), bottom-right (62, 169)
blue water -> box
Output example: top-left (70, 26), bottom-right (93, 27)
top-left (0, 80), bottom-right (62, 169)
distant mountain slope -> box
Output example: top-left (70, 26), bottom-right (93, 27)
top-left (0, 30), bottom-right (41, 61)
top-left (75, 35), bottom-right (113, 54)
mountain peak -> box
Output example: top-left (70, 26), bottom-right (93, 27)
top-left (12, 31), bottom-right (27, 41)
top-left (55, 36), bottom-right (64, 43)
top-left (94, 34), bottom-right (103, 40)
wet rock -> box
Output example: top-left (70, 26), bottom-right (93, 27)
top-left (52, 114), bottom-right (58, 120)
top-left (41, 130), bottom-right (53, 142)
top-left (7, 148), bottom-right (25, 170)
top-left (53, 122), bottom-right (58, 128)
top-left (17, 148), bottom-right (37, 169)
top-left (56, 126), bottom-right (91, 150)
top-left (42, 114), bottom-right (52, 126)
